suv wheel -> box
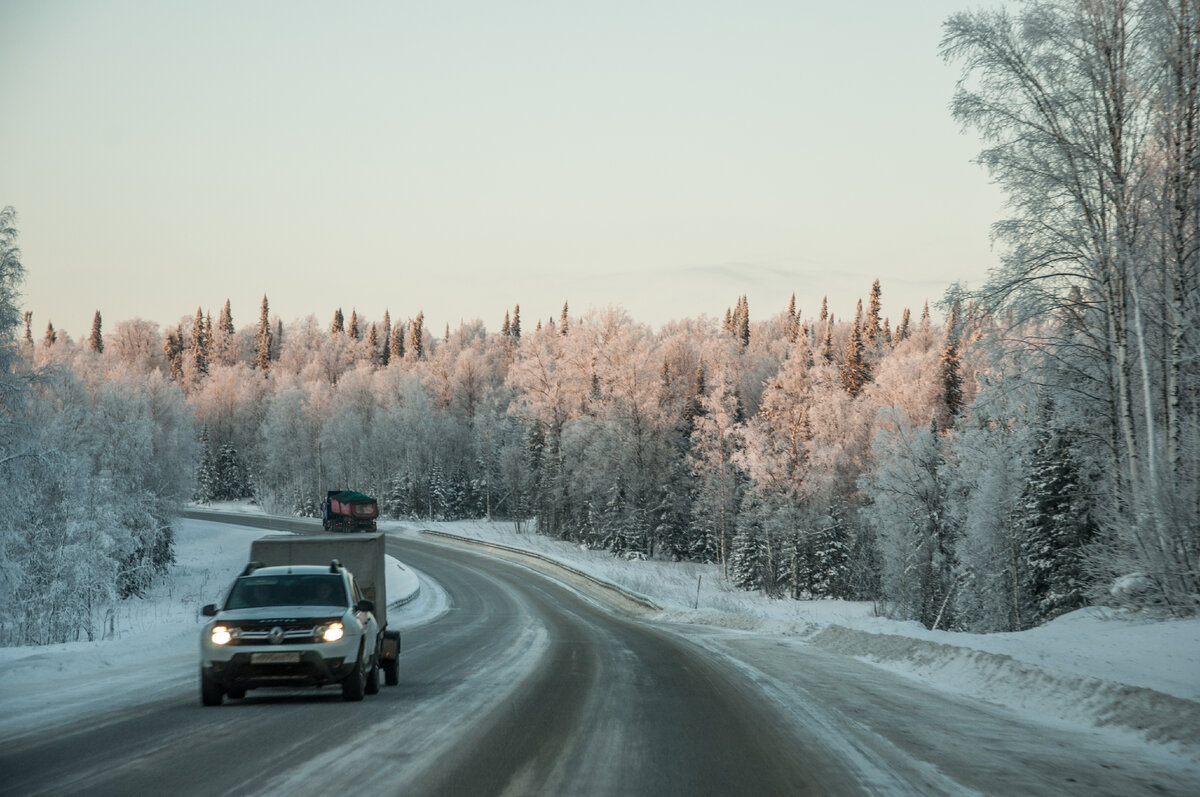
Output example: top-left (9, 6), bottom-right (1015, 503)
top-left (341, 651), bottom-right (365, 702)
top-left (364, 656), bottom-right (380, 695)
top-left (200, 669), bottom-right (224, 707)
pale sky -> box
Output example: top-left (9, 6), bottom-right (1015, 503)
top-left (1, 0), bottom-right (1002, 340)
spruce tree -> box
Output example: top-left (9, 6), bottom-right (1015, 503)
top-left (818, 296), bottom-right (828, 323)
top-left (23, 311), bottom-right (32, 343)
top-left (195, 425), bottom-right (218, 502)
top-left (820, 324), bottom-right (834, 363)
top-left (389, 322), bottom-right (405, 362)
top-left (896, 308), bottom-right (911, 342)
top-left (380, 310), bottom-right (392, 366)
top-left (367, 322), bottom-right (380, 366)
top-left (89, 310), bottom-right (103, 353)
top-left (865, 279), bottom-right (882, 346)
top-left (218, 299), bottom-right (234, 338)
top-left (331, 308), bottom-right (345, 336)
top-left (501, 310), bottom-right (511, 337)
top-left (213, 299), bottom-right (235, 366)
top-left (786, 293), bottom-right (800, 342)
top-left (164, 324), bottom-right (185, 381)
top-left (348, 309), bottom-right (360, 340)
top-left (1019, 421), bottom-right (1097, 624)
top-left (255, 294), bottom-right (272, 372)
top-left (191, 308), bottom-right (209, 377)
top-left (939, 302), bottom-right (962, 429)
top-left (511, 304), bottom-right (521, 339)
top-left (560, 300), bottom-right (569, 336)
top-left (43, 321), bottom-right (56, 347)
top-left (409, 311), bottom-right (424, 359)
top-left (735, 295), bottom-right (750, 347)
top-left (840, 300), bottom-right (869, 396)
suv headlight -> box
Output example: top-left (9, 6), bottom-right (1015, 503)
top-left (211, 625), bottom-right (236, 645)
top-left (317, 622), bottom-right (344, 642)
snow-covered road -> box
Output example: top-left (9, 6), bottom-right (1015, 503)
top-left (1, 514), bottom-right (1197, 796)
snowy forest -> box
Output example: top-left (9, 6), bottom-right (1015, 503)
top-left (1, 0), bottom-right (1197, 646)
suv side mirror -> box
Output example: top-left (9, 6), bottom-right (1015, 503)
top-left (356, 599), bottom-right (374, 613)
top-left (202, 604), bottom-right (218, 617)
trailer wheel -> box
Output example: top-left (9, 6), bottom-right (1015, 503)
top-left (383, 658), bottom-right (399, 686)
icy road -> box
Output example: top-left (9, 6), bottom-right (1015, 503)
top-left (0, 515), bottom-right (1196, 796)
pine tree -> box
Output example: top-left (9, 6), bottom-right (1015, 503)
top-left (255, 294), bottom-right (272, 372)
top-left (89, 310), bottom-right (103, 353)
top-left (331, 308), bottom-right (345, 336)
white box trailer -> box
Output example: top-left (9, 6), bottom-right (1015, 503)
top-left (247, 532), bottom-right (400, 682)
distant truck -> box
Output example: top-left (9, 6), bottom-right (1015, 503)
top-left (322, 490), bottom-right (379, 532)
top-left (199, 532), bottom-right (401, 706)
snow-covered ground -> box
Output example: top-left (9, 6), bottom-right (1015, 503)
top-left (1, 503), bottom-right (1196, 767)
top-left (0, 512), bottom-right (427, 742)
top-left (402, 516), bottom-right (1200, 760)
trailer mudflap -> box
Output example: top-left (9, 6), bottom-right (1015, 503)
top-left (381, 629), bottom-right (401, 660)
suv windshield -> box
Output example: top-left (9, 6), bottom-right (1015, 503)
top-left (225, 574), bottom-right (348, 609)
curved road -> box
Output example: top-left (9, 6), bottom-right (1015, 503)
top-left (2, 514), bottom-right (1197, 796)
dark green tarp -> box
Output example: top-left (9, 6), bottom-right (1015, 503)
top-left (332, 490), bottom-right (375, 504)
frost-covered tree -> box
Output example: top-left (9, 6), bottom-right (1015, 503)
top-left (943, 0), bottom-right (1200, 610)
top-left (862, 414), bottom-right (956, 628)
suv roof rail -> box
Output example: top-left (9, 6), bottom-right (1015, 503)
top-left (241, 561), bottom-right (265, 576)
top-left (329, 559), bottom-right (342, 573)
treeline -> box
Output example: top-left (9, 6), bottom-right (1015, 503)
top-left (0, 209), bottom-right (195, 646)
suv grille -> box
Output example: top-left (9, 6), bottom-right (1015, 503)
top-left (225, 619), bottom-right (339, 645)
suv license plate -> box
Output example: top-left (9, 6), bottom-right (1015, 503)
top-left (251, 652), bottom-right (300, 664)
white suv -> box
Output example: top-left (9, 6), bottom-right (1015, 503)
top-left (200, 561), bottom-right (381, 705)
